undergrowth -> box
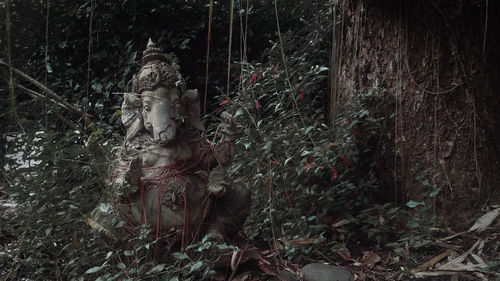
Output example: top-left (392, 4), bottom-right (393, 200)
top-left (224, 26), bottom-right (396, 264)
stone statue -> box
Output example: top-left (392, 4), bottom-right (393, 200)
top-left (89, 39), bottom-right (250, 256)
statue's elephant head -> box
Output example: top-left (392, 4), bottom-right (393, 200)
top-left (121, 88), bottom-right (204, 144)
top-left (121, 39), bottom-right (204, 144)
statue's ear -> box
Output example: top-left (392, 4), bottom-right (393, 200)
top-left (121, 92), bottom-right (145, 140)
top-left (121, 93), bottom-right (141, 126)
top-left (182, 89), bottom-right (205, 131)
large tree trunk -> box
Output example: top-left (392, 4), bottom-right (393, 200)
top-left (332, 0), bottom-right (500, 228)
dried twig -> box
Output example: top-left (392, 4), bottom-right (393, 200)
top-left (410, 250), bottom-right (451, 273)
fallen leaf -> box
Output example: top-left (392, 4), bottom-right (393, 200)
top-left (362, 251), bottom-right (381, 269)
top-left (231, 250), bottom-right (240, 271)
top-left (280, 237), bottom-right (325, 246)
top-left (332, 219), bottom-right (349, 228)
top-left (468, 207), bottom-right (500, 232)
top-left (258, 263), bottom-right (276, 275)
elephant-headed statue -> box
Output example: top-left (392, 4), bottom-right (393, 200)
top-left (89, 39), bottom-right (250, 254)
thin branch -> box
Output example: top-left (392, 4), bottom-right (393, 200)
top-left (5, 0), bottom-right (22, 132)
top-left (0, 59), bottom-right (92, 125)
top-left (2, 77), bottom-right (78, 129)
top-left (86, 0), bottom-right (94, 130)
top-left (16, 83), bottom-right (69, 110)
top-left (203, 0), bottom-right (213, 116)
top-left (45, 0), bottom-right (50, 129)
top-left (482, 0), bottom-right (488, 55)
top-left (225, 0), bottom-right (235, 98)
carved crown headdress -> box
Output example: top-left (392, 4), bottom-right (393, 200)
top-left (131, 39), bottom-right (182, 94)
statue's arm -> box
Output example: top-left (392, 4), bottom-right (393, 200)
top-left (111, 156), bottom-right (142, 196)
top-left (199, 111), bottom-right (235, 169)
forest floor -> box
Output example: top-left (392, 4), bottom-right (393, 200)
top-left (0, 190), bottom-right (499, 280)
top-left (223, 216), bottom-right (500, 281)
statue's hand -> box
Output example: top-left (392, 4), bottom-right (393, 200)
top-left (207, 167), bottom-right (226, 197)
top-left (113, 157), bottom-right (142, 195)
top-left (126, 157), bottom-right (143, 187)
top-left (220, 111), bottom-right (233, 125)
top-left (219, 111), bottom-right (235, 137)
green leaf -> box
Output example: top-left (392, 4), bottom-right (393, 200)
top-left (406, 201), bottom-right (425, 208)
top-left (118, 80), bottom-right (126, 90)
top-left (105, 251), bottom-right (113, 259)
top-left (84, 266), bottom-right (101, 274)
top-left (124, 250), bottom-right (134, 256)
top-left (234, 108), bottom-right (244, 117)
top-left (189, 261), bottom-right (203, 273)
top-left (179, 38), bottom-right (190, 49)
top-left (147, 264), bottom-right (165, 274)
top-left (300, 150), bottom-right (310, 156)
top-left (429, 187), bottom-right (441, 198)
top-left (304, 126), bottom-right (313, 135)
top-left (58, 41), bottom-right (68, 48)
top-left (263, 140), bottom-right (272, 151)
top-left (117, 263), bottom-right (126, 269)
top-left (172, 252), bottom-right (189, 260)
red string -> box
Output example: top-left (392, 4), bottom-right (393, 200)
top-left (110, 139), bottom-right (231, 257)
top-left (140, 178), bottom-right (146, 224)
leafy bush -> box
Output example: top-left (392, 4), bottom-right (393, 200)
top-left (0, 128), bottom-right (232, 280)
top-left (221, 19), bottom-right (394, 262)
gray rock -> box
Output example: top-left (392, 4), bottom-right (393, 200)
top-left (301, 263), bottom-right (354, 281)
top-left (279, 270), bottom-right (300, 281)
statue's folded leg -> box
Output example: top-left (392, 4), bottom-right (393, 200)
top-left (208, 182), bottom-right (251, 240)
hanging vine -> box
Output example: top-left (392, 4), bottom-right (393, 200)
top-left (225, 0), bottom-right (234, 98)
top-left (85, 0), bottom-right (94, 131)
top-left (203, 0), bottom-right (213, 116)
top-left (5, 0), bottom-right (22, 132)
top-left (44, 0), bottom-right (50, 129)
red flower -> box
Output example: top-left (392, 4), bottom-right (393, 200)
top-left (257, 74), bottom-right (262, 80)
top-left (267, 176), bottom-right (272, 183)
top-left (270, 159), bottom-right (278, 165)
top-left (300, 89), bottom-right (305, 102)
top-left (255, 100), bottom-right (260, 111)
top-left (304, 157), bottom-right (313, 171)
top-left (284, 190), bottom-right (291, 197)
top-left (351, 129), bottom-right (361, 138)
top-left (284, 190), bottom-right (292, 207)
top-left (340, 156), bottom-right (351, 166)
top-left (250, 74), bottom-right (257, 84)
top-left (219, 98), bottom-right (230, 106)
top-left (330, 167), bottom-right (338, 181)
